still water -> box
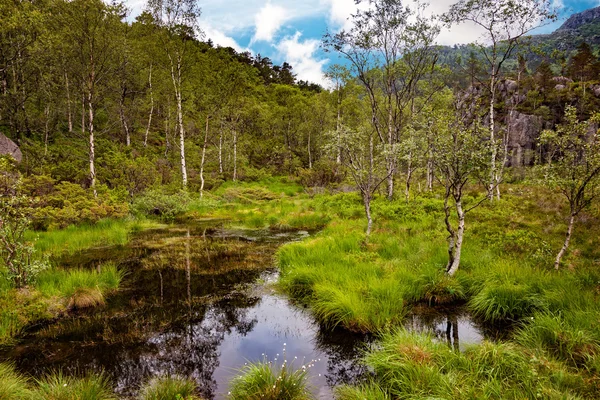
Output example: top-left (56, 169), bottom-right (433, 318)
top-left (0, 223), bottom-right (490, 399)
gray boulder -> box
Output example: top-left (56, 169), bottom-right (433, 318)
top-left (0, 133), bottom-right (22, 162)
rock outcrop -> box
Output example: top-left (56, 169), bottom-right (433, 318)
top-left (504, 111), bottom-right (546, 167)
top-left (0, 133), bottom-right (22, 162)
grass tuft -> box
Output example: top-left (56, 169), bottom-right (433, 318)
top-left (228, 360), bottom-right (313, 400)
top-left (0, 363), bottom-right (34, 399)
top-left (139, 375), bottom-right (200, 400)
top-left (36, 370), bottom-right (116, 400)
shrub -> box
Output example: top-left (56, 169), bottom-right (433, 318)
top-left (132, 189), bottom-right (190, 220)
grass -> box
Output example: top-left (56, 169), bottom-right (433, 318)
top-left (139, 375), bottom-right (201, 400)
top-left (228, 360), bottom-right (313, 400)
top-left (0, 363), bottom-right (34, 399)
top-left (36, 371), bottom-right (116, 400)
top-left (0, 262), bottom-right (124, 344)
top-left (0, 364), bottom-right (116, 400)
top-left (348, 329), bottom-right (595, 399)
top-left (28, 218), bottom-right (159, 256)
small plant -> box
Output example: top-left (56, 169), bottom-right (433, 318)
top-left (228, 346), bottom-right (315, 400)
top-left (138, 375), bottom-right (200, 400)
top-left (0, 158), bottom-right (48, 288)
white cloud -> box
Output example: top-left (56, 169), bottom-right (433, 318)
top-left (252, 3), bottom-right (289, 43)
top-left (203, 24), bottom-right (247, 52)
top-left (276, 32), bottom-right (329, 87)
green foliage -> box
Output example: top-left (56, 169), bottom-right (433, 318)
top-left (0, 159), bottom-right (49, 288)
top-left (22, 179), bottom-right (129, 231)
top-left (132, 189), bottom-right (191, 220)
top-left (139, 375), bottom-right (200, 400)
top-left (228, 360), bottom-right (313, 400)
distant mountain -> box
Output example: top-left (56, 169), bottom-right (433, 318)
top-left (437, 6), bottom-right (600, 78)
top-left (531, 6), bottom-right (600, 53)
top-left (557, 6), bottom-right (600, 32)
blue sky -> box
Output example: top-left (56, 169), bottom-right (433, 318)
top-left (126, 0), bottom-right (600, 87)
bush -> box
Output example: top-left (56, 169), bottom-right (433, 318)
top-left (132, 189), bottom-right (191, 220)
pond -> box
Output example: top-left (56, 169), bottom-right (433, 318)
top-left (0, 222), bottom-right (493, 399)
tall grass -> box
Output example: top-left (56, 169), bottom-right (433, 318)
top-left (354, 329), bottom-right (587, 399)
top-left (228, 360), bottom-right (313, 400)
top-left (0, 363), bottom-right (34, 399)
top-left (139, 375), bottom-right (200, 400)
top-left (29, 218), bottom-right (158, 257)
top-left (36, 262), bottom-right (124, 309)
top-left (36, 371), bottom-right (116, 400)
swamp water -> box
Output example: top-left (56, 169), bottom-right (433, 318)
top-left (1, 223), bottom-right (492, 399)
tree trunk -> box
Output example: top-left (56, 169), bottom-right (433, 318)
top-left (88, 89), bottom-right (96, 198)
top-left (170, 53), bottom-right (187, 188)
top-left (232, 128), bottom-right (237, 182)
top-left (405, 150), bottom-right (413, 202)
top-left (64, 69), bottom-right (73, 133)
top-left (144, 64), bottom-right (153, 148)
top-left (308, 130), bottom-right (312, 169)
top-left (119, 87), bottom-right (130, 147)
top-left (488, 70), bottom-right (497, 200)
top-left (336, 85), bottom-right (342, 164)
top-left (363, 193), bottom-right (373, 236)
top-left (554, 213), bottom-right (575, 270)
top-left (447, 200), bottom-right (465, 276)
top-left (43, 104), bottom-right (50, 156)
top-left (200, 115), bottom-right (209, 198)
top-left (218, 119), bottom-right (223, 174)
top-left (386, 96), bottom-right (395, 200)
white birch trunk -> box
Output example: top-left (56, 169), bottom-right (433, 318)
top-left (144, 64), bottom-right (153, 148)
top-left (554, 213), bottom-right (575, 270)
top-left (447, 200), bottom-right (465, 276)
top-left (232, 128), bottom-right (237, 182)
top-left (200, 116), bottom-right (209, 198)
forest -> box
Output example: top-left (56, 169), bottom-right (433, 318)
top-left (1, 0), bottom-right (600, 399)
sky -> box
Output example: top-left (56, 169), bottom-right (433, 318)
top-left (125, 0), bottom-right (600, 87)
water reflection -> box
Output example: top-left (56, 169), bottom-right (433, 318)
top-left (0, 226), bottom-right (365, 399)
top-left (0, 225), bottom-right (496, 399)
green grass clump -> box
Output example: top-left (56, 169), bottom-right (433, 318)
top-left (335, 383), bottom-right (391, 400)
top-left (0, 363), bottom-right (35, 399)
top-left (228, 361), bottom-right (313, 400)
top-left (139, 375), bottom-right (200, 400)
top-left (468, 280), bottom-right (547, 323)
top-left (36, 371), bottom-right (116, 400)
top-left (359, 329), bottom-right (586, 399)
top-left (362, 329), bottom-right (454, 398)
top-left (36, 262), bottom-right (123, 309)
top-left (515, 311), bottom-right (600, 368)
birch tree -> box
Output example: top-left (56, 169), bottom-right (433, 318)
top-left (443, 0), bottom-right (557, 201)
top-left (539, 106), bottom-right (600, 270)
top-left (57, 0), bottom-right (122, 196)
top-left (146, 0), bottom-right (202, 189)
top-left (434, 94), bottom-right (490, 276)
top-left (323, 0), bottom-right (439, 200)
